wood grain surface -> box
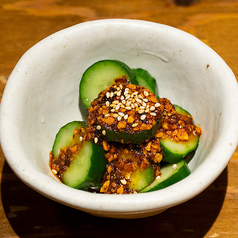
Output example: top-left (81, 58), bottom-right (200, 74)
top-left (0, 0), bottom-right (238, 237)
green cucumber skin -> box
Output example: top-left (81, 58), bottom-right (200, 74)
top-left (129, 165), bottom-right (154, 191)
top-left (62, 141), bottom-right (107, 190)
top-left (79, 60), bottom-right (137, 109)
top-left (52, 121), bottom-right (86, 157)
top-left (101, 117), bottom-right (162, 144)
top-left (140, 160), bottom-right (191, 193)
top-left (160, 137), bottom-right (199, 164)
top-left (132, 68), bottom-right (159, 97)
top-left (161, 105), bottom-right (199, 164)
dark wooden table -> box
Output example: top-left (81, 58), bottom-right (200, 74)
top-left (1, 0), bottom-right (238, 237)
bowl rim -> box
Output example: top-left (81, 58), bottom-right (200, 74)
top-left (1, 19), bottom-right (238, 215)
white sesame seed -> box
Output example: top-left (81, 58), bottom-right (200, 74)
top-left (113, 113), bottom-right (118, 117)
top-left (52, 169), bottom-right (58, 175)
top-left (79, 136), bottom-right (83, 142)
top-left (115, 105), bottom-right (120, 111)
top-left (117, 91), bottom-right (121, 96)
top-left (113, 100), bottom-right (119, 104)
top-left (124, 114), bottom-right (128, 120)
top-left (138, 109), bottom-right (145, 114)
top-left (106, 92), bottom-right (110, 98)
top-left (94, 137), bottom-right (98, 144)
top-left (119, 84), bottom-right (123, 89)
top-left (105, 114), bottom-right (110, 117)
top-left (136, 98), bottom-right (142, 104)
top-left (173, 164), bottom-right (178, 169)
top-left (105, 101), bottom-right (110, 107)
top-left (140, 114), bottom-right (146, 120)
top-left (156, 175), bottom-right (161, 180)
top-left (96, 125), bottom-right (101, 130)
top-left (145, 108), bottom-right (150, 113)
top-left (122, 100), bottom-right (126, 104)
top-left (118, 112), bottom-right (125, 117)
top-left (117, 116), bottom-right (122, 121)
top-left (121, 96), bottom-right (125, 100)
top-left (133, 91), bottom-right (138, 95)
top-left (142, 102), bottom-right (147, 107)
top-left (150, 106), bottom-right (155, 111)
top-left (143, 98), bottom-right (148, 102)
top-left (102, 130), bottom-right (106, 135)
top-left (120, 179), bottom-right (127, 185)
top-left (132, 123), bottom-right (138, 127)
top-left (110, 92), bottom-right (114, 98)
top-left (111, 109), bottom-right (115, 112)
top-left (138, 95), bottom-right (143, 99)
top-left (150, 112), bottom-right (157, 116)
top-left (144, 91), bottom-right (149, 97)
top-left (125, 106), bottom-right (132, 110)
top-left (155, 103), bottom-right (160, 107)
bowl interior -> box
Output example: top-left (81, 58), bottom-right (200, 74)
top-left (1, 19), bottom-right (238, 217)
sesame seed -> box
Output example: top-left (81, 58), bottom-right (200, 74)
top-left (115, 105), bottom-right (120, 111)
top-left (122, 100), bottom-right (126, 104)
top-left (156, 175), bottom-right (161, 180)
top-left (119, 84), bottom-right (123, 89)
top-left (143, 98), bottom-right (148, 102)
top-left (113, 113), bottom-right (118, 117)
top-left (105, 114), bottom-right (110, 117)
top-left (79, 136), bottom-right (83, 142)
top-left (173, 164), bottom-right (178, 169)
top-left (155, 103), bottom-right (160, 107)
top-left (117, 91), bottom-right (121, 96)
top-left (96, 125), bottom-right (101, 130)
top-left (106, 92), bottom-right (110, 98)
top-left (52, 169), bottom-right (58, 174)
top-left (150, 106), bottom-right (155, 111)
top-left (111, 109), bottom-right (115, 112)
top-left (124, 114), bottom-right (128, 120)
top-left (138, 95), bottom-right (143, 99)
top-left (105, 101), bottom-right (110, 107)
top-left (117, 116), bottom-right (122, 121)
top-left (118, 112), bottom-right (125, 117)
top-left (110, 92), bottom-right (114, 98)
top-left (121, 96), bottom-right (125, 100)
top-left (140, 114), bottom-right (146, 120)
top-left (125, 106), bottom-right (132, 110)
top-left (145, 108), bottom-right (150, 113)
top-left (138, 109), bottom-right (145, 114)
top-left (102, 130), bottom-right (106, 135)
top-left (132, 123), bottom-right (138, 127)
top-left (144, 91), bottom-right (149, 96)
top-left (94, 137), bottom-right (98, 144)
top-left (120, 179), bottom-right (127, 185)
top-left (113, 100), bottom-right (119, 104)
top-left (142, 102), bottom-right (147, 107)
top-left (136, 98), bottom-right (142, 104)
top-left (150, 112), bottom-right (157, 116)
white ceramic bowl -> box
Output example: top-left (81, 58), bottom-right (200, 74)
top-left (1, 19), bottom-right (238, 219)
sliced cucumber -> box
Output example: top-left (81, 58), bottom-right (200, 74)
top-left (51, 121), bottom-right (106, 191)
top-left (140, 160), bottom-right (190, 193)
top-left (132, 68), bottom-right (159, 97)
top-left (52, 121), bottom-right (86, 157)
top-left (79, 60), bottom-right (137, 109)
top-left (160, 134), bottom-right (199, 164)
top-left (129, 165), bottom-right (154, 191)
top-left (62, 140), bottom-right (106, 190)
top-left (120, 151), bottom-right (154, 191)
top-left (160, 105), bottom-right (199, 164)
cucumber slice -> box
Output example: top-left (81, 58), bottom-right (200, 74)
top-left (120, 151), bottom-right (154, 191)
top-left (160, 105), bottom-right (200, 164)
top-left (129, 165), bottom-right (154, 191)
top-left (160, 134), bottom-right (199, 164)
top-left (62, 140), bottom-right (106, 190)
top-left (140, 160), bottom-right (190, 193)
top-left (52, 121), bottom-right (86, 157)
top-left (132, 68), bottom-right (159, 97)
top-left (79, 60), bottom-right (137, 109)
top-left (51, 121), bottom-right (106, 191)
